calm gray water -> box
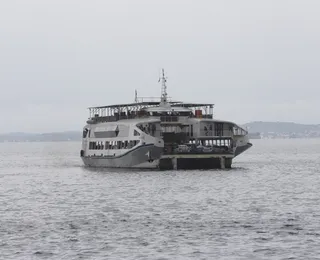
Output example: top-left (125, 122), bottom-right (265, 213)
top-left (1, 139), bottom-right (320, 260)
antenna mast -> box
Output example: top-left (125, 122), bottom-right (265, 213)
top-left (160, 68), bottom-right (168, 105)
top-left (134, 89), bottom-right (138, 102)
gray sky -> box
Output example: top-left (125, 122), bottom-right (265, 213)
top-left (1, 0), bottom-right (319, 133)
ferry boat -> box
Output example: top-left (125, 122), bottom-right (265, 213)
top-left (80, 69), bottom-right (252, 169)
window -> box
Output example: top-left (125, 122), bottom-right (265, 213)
top-left (215, 123), bottom-right (223, 136)
top-left (134, 130), bottom-right (140, 136)
top-left (83, 128), bottom-right (88, 138)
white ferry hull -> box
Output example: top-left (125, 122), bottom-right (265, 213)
top-left (81, 144), bottom-right (162, 169)
top-left (81, 69), bottom-right (253, 169)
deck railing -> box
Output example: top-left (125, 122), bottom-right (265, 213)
top-left (88, 113), bottom-right (213, 123)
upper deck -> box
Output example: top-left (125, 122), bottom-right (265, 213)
top-left (87, 101), bottom-right (214, 124)
top-left (86, 69), bottom-right (214, 124)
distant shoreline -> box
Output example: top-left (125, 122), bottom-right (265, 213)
top-left (2, 138), bottom-right (320, 144)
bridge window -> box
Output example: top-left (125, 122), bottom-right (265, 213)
top-left (134, 130), bottom-right (140, 136)
top-left (137, 123), bottom-right (158, 137)
top-left (83, 128), bottom-right (89, 138)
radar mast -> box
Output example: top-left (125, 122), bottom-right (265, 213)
top-left (159, 69), bottom-right (169, 107)
top-left (134, 89), bottom-right (138, 103)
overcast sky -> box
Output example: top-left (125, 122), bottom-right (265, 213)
top-left (0, 0), bottom-right (319, 133)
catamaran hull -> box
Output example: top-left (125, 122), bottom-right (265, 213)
top-left (81, 144), bottom-right (163, 169)
top-left (81, 143), bottom-right (252, 170)
top-left (234, 143), bottom-right (253, 158)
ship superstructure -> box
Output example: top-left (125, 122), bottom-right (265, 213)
top-left (80, 69), bottom-right (252, 169)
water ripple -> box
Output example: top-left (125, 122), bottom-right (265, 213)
top-left (0, 140), bottom-right (320, 259)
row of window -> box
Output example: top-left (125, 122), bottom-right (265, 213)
top-left (193, 139), bottom-right (233, 147)
top-left (89, 140), bottom-right (140, 150)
